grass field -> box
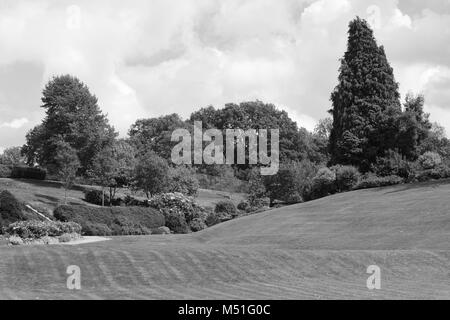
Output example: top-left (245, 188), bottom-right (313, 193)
top-left (1, 179), bottom-right (450, 299)
top-left (0, 178), bottom-right (246, 217)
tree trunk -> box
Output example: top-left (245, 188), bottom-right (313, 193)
top-left (109, 187), bottom-right (113, 207)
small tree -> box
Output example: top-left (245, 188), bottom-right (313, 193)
top-left (134, 151), bottom-right (170, 198)
top-left (54, 141), bottom-right (80, 205)
top-left (0, 146), bottom-right (26, 166)
top-left (87, 146), bottom-right (118, 206)
top-left (247, 168), bottom-right (267, 207)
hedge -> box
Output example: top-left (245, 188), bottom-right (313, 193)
top-left (0, 164), bottom-right (12, 178)
top-left (11, 166), bottom-right (46, 180)
top-left (53, 205), bottom-right (165, 236)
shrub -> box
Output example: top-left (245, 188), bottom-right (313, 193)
top-left (58, 233), bottom-right (80, 243)
top-left (189, 218), bottom-right (207, 232)
top-left (264, 160), bottom-right (318, 204)
top-left (415, 164), bottom-right (450, 182)
top-left (11, 166), bottom-right (46, 180)
top-left (0, 164), bottom-right (12, 178)
top-left (4, 220), bottom-right (82, 239)
top-left (214, 200), bottom-right (237, 216)
top-left (418, 152), bottom-right (442, 170)
top-left (332, 165), bottom-right (360, 192)
top-left (148, 193), bottom-right (207, 233)
top-left (0, 190), bottom-right (27, 232)
top-left (84, 189), bottom-right (110, 206)
top-left (167, 166), bottom-right (199, 196)
top-left (53, 205), bottom-right (164, 236)
top-left (124, 195), bottom-right (149, 207)
top-left (310, 167), bottom-right (336, 199)
top-left (83, 222), bottom-right (112, 236)
top-left (372, 150), bottom-right (414, 179)
top-left (354, 174), bottom-right (403, 190)
top-left (237, 201), bottom-right (250, 211)
top-left (164, 211), bottom-right (190, 234)
top-left (205, 211), bottom-right (223, 227)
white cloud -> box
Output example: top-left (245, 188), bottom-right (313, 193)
top-left (0, 117), bottom-right (29, 129)
top-left (0, 0), bottom-right (449, 147)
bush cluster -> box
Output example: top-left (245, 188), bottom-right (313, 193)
top-left (418, 151), bottom-right (442, 170)
top-left (11, 166), bottom-right (46, 180)
top-left (354, 174), bottom-right (403, 190)
top-left (214, 200), bottom-right (237, 217)
top-left (4, 220), bottom-right (81, 239)
top-left (148, 193), bottom-right (207, 233)
top-left (0, 164), bottom-right (12, 178)
top-left (53, 205), bottom-right (165, 236)
top-left (83, 189), bottom-right (124, 206)
top-left (0, 190), bottom-right (27, 232)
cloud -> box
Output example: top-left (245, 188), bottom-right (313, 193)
top-left (0, 117), bottom-right (29, 129)
top-left (0, 0), bottom-right (450, 150)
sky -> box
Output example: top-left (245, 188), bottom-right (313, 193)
top-left (1, 0), bottom-right (450, 153)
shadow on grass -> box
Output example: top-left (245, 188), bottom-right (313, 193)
top-left (384, 178), bottom-right (450, 195)
top-left (35, 193), bottom-right (60, 203)
top-left (10, 178), bottom-right (86, 191)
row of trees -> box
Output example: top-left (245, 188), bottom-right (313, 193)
top-left (9, 17), bottom-right (450, 207)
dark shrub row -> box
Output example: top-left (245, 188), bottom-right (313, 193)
top-left (4, 220), bottom-right (81, 239)
top-left (148, 193), bottom-right (207, 233)
top-left (354, 174), bottom-right (404, 190)
top-left (0, 190), bottom-right (27, 232)
top-left (54, 205), bottom-right (165, 236)
top-left (11, 166), bottom-right (46, 180)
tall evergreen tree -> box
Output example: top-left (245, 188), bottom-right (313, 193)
top-left (329, 17), bottom-right (401, 170)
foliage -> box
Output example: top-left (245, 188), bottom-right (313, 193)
top-left (415, 164), bottom-right (450, 182)
top-left (264, 160), bottom-right (318, 204)
top-left (11, 166), bottom-right (46, 180)
top-left (54, 140), bottom-right (80, 204)
top-left (53, 205), bottom-right (164, 236)
top-left (148, 193), bottom-right (208, 233)
top-left (167, 166), bottom-right (199, 196)
top-left (0, 164), bottom-right (12, 178)
top-left (396, 94), bottom-right (432, 159)
top-left (189, 218), bottom-right (207, 232)
top-left (189, 101), bottom-right (322, 166)
top-left (129, 114), bottom-right (186, 160)
top-left (332, 165), bottom-right (360, 192)
top-left (247, 168), bottom-right (267, 206)
top-left (84, 189), bottom-right (111, 206)
top-left (134, 151), bottom-right (170, 198)
top-left (214, 200), bottom-right (237, 217)
top-left (0, 190), bottom-right (27, 231)
top-left (4, 220), bottom-right (81, 239)
top-left (372, 150), bottom-right (414, 179)
top-left (22, 75), bottom-right (117, 174)
top-left (354, 174), bottom-right (403, 190)
top-left (237, 201), bottom-right (250, 212)
top-left (329, 18), bottom-right (401, 170)
top-left (0, 147), bottom-right (25, 166)
top-left (310, 167), bottom-right (337, 199)
top-left (418, 152), bottom-right (442, 170)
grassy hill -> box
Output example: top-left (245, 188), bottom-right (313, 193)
top-left (0, 179), bottom-right (450, 299)
top-left (0, 178), bottom-right (246, 217)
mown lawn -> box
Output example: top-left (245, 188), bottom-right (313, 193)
top-left (0, 178), bottom-right (246, 217)
top-left (1, 179), bottom-right (450, 299)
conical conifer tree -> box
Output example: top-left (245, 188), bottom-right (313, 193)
top-left (329, 17), bottom-right (401, 170)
